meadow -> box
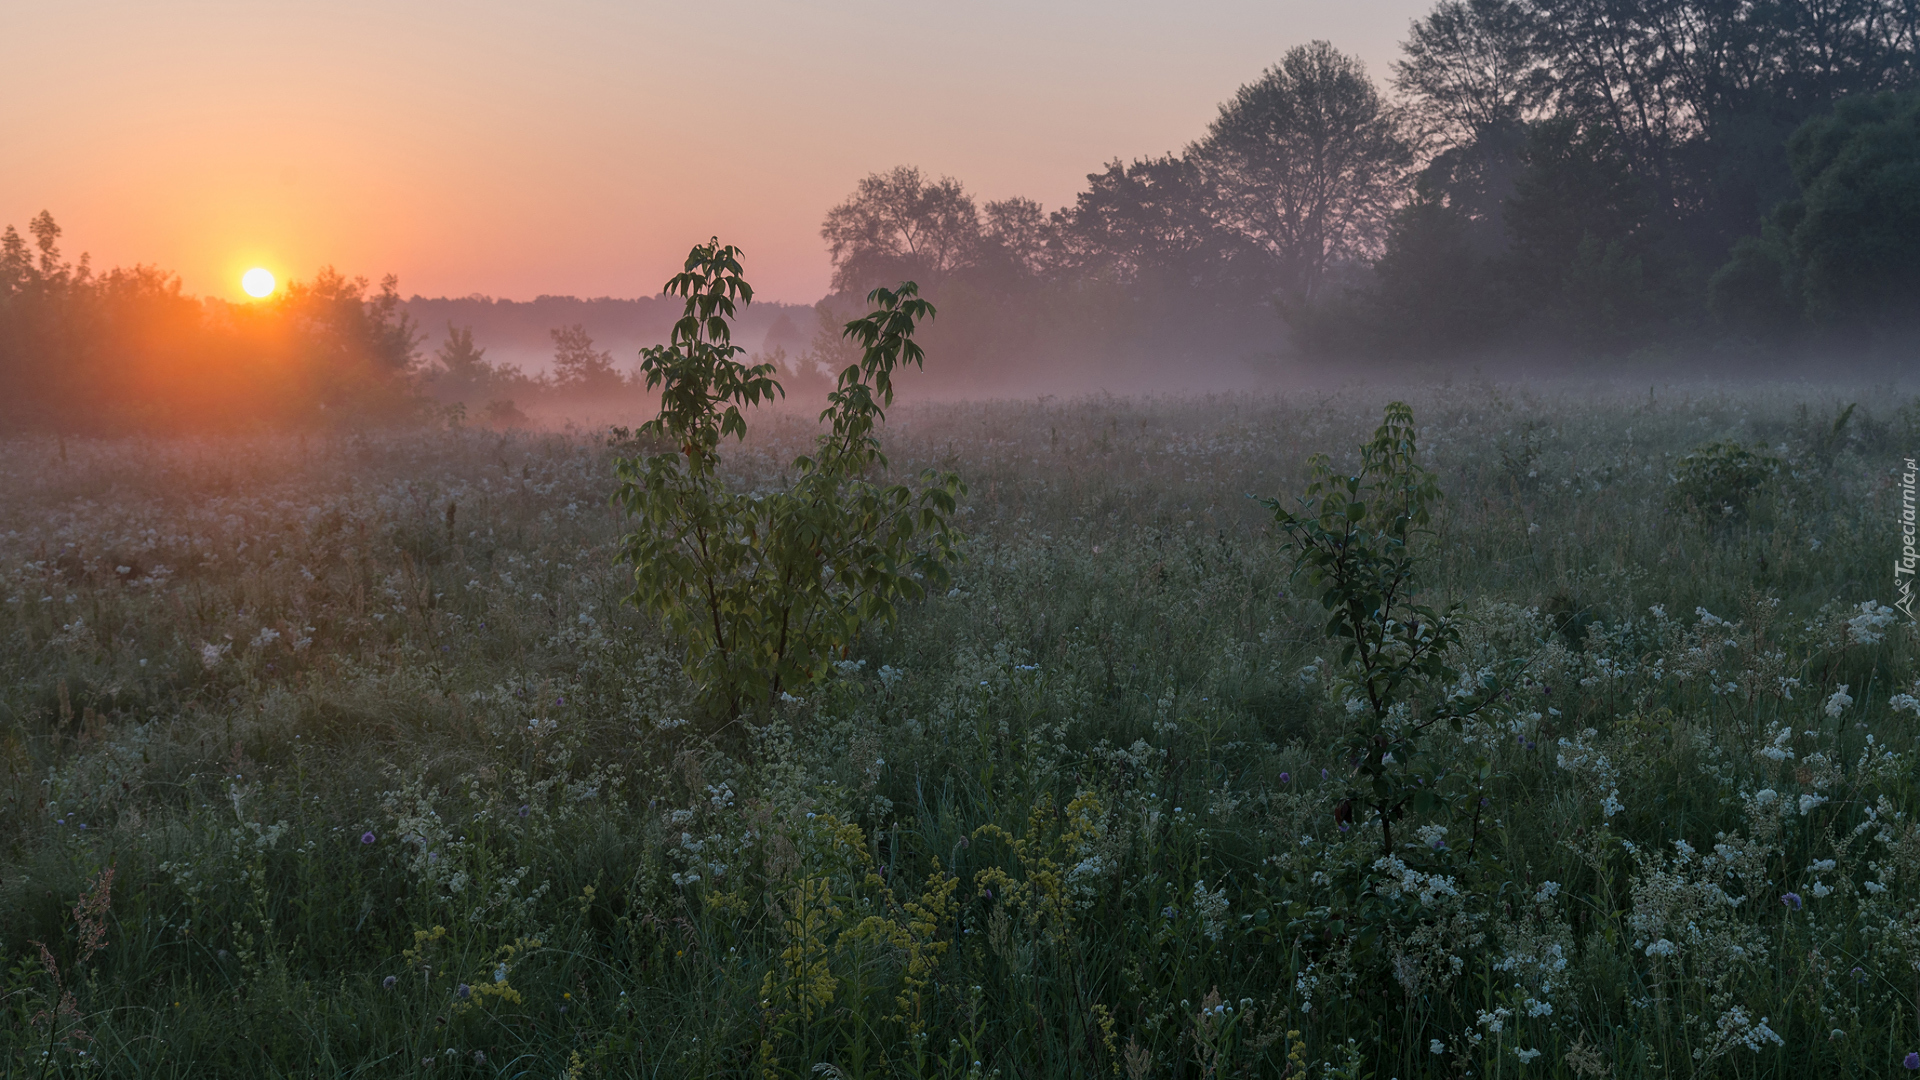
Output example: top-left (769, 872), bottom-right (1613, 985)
top-left (1, 382), bottom-right (1917, 1079)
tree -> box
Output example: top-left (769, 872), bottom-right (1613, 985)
top-left (1784, 88), bottom-right (1920, 324)
top-left (1193, 41), bottom-right (1415, 304)
top-left (1715, 89), bottom-right (1920, 332)
top-left (979, 196), bottom-right (1053, 279)
top-left (427, 323), bottom-right (490, 397)
top-left (421, 322), bottom-right (535, 414)
top-left (1501, 117), bottom-right (1670, 346)
top-left (282, 268), bottom-right (422, 373)
top-left (1053, 155), bottom-right (1256, 295)
top-left (1393, 0), bottom-right (1548, 146)
top-left (550, 323), bottom-right (625, 394)
top-left (821, 167), bottom-right (982, 295)
top-left (1365, 190), bottom-right (1506, 353)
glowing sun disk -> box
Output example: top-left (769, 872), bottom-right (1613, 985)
top-left (242, 268), bottom-right (276, 298)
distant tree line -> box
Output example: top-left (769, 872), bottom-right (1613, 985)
top-left (0, 213), bottom-right (428, 433)
top-left (0, 214), bottom-right (662, 433)
top-left (819, 2), bottom-right (1920, 369)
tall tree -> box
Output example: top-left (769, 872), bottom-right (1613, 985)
top-left (1052, 155), bottom-right (1256, 295)
top-left (1193, 41), bottom-right (1415, 304)
top-left (1394, 0), bottom-right (1549, 145)
top-left (820, 167), bottom-right (982, 295)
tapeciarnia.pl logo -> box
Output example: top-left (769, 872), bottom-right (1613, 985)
top-left (1898, 457), bottom-right (1917, 622)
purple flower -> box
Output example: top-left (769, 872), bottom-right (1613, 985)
top-left (455, 983), bottom-right (470, 1000)
top-left (361, 831), bottom-right (376, 845)
top-left (382, 976), bottom-right (398, 990)
top-left (1781, 892), bottom-right (1803, 910)
top-left (1278, 772), bottom-right (1291, 784)
top-left (518, 804), bottom-right (530, 818)
top-left (1320, 768), bottom-right (1329, 780)
top-left (1905, 1052), bottom-right (1919, 1070)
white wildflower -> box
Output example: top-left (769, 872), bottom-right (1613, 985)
top-left (1824, 685), bottom-right (1852, 718)
top-left (1847, 601), bottom-right (1895, 645)
top-left (1192, 880), bottom-right (1230, 941)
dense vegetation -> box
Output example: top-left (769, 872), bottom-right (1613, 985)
top-left (2, 379), bottom-right (1917, 1077)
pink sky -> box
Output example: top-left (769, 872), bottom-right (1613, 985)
top-left (3, 1), bottom-right (1431, 304)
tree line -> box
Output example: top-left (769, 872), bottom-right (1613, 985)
top-left (0, 213), bottom-right (657, 433)
top-left (816, 1), bottom-right (1920, 369)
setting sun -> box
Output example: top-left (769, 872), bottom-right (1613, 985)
top-left (241, 267), bottom-right (275, 298)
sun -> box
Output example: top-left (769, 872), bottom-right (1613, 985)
top-left (241, 267), bottom-right (276, 298)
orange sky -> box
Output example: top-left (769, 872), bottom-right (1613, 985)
top-left (3, 1), bottom-right (1430, 304)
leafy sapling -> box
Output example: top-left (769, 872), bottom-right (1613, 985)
top-left (1265, 402), bottom-right (1503, 856)
top-left (613, 240), bottom-right (963, 718)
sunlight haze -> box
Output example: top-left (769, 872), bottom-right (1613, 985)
top-left (2, 0), bottom-right (1429, 302)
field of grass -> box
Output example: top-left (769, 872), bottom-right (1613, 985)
top-left (2, 383), bottom-right (1918, 1078)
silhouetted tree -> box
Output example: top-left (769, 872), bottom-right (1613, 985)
top-left (821, 167), bottom-right (982, 295)
top-left (550, 324), bottom-right (625, 395)
top-left (980, 196), bottom-right (1054, 279)
top-left (1052, 155), bottom-right (1257, 295)
top-left (1193, 41), bottom-right (1414, 304)
top-left (1394, 0), bottom-right (1548, 145)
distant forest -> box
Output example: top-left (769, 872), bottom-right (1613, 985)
top-left (4, 0), bottom-right (1918, 432)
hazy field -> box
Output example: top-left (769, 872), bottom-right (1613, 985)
top-left (2, 383), bottom-right (1917, 1078)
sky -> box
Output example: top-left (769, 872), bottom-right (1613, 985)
top-left (3, 1), bottom-right (1432, 304)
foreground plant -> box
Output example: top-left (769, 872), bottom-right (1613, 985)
top-left (1266, 401), bottom-right (1501, 857)
top-left (613, 239), bottom-right (964, 716)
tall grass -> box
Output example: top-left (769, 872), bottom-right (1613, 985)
top-left (1, 383), bottom-right (1917, 1078)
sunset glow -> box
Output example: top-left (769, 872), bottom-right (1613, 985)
top-left (241, 267), bottom-right (276, 298)
top-left (0, 2), bottom-right (1425, 303)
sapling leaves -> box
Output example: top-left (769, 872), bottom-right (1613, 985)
top-left (614, 245), bottom-right (963, 719)
top-left (1266, 402), bottom-right (1501, 855)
